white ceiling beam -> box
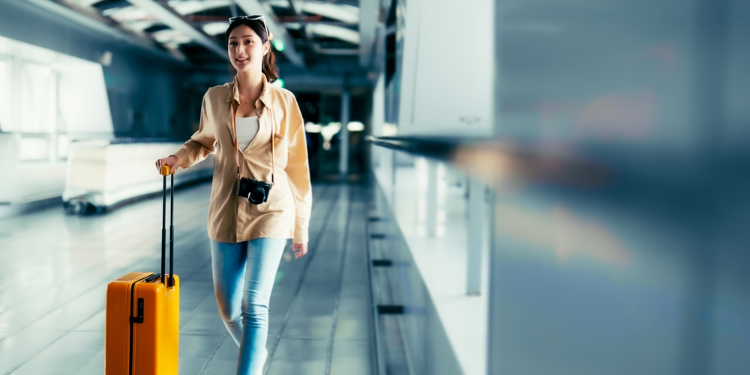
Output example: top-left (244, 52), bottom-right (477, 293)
top-left (300, 2), bottom-right (359, 24)
top-left (306, 24), bottom-right (360, 45)
top-left (233, 0), bottom-right (306, 67)
top-left (127, 0), bottom-right (229, 61)
top-left (26, 0), bottom-right (191, 66)
top-left (167, 0), bottom-right (233, 16)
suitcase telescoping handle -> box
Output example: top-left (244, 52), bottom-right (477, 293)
top-left (161, 165), bottom-right (175, 287)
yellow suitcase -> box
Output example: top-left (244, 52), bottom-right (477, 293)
top-left (105, 166), bottom-right (180, 375)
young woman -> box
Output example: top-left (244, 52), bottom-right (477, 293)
top-left (155, 15), bottom-right (312, 375)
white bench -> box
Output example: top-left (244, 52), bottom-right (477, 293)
top-left (63, 140), bottom-right (214, 213)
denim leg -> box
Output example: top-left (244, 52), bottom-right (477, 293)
top-left (237, 238), bottom-right (287, 375)
top-left (210, 240), bottom-right (248, 346)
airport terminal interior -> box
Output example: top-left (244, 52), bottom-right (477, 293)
top-left (1, 0), bottom-right (750, 374)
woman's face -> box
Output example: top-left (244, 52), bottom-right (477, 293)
top-left (228, 24), bottom-right (269, 73)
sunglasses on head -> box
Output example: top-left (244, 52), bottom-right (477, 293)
top-left (228, 15), bottom-right (269, 40)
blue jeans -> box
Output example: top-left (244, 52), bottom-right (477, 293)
top-left (210, 238), bottom-right (287, 375)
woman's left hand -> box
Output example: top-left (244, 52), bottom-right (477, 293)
top-left (293, 243), bottom-right (307, 259)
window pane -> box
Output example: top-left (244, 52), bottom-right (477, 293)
top-left (57, 134), bottom-right (69, 159)
top-left (21, 63), bottom-right (56, 134)
top-left (19, 137), bottom-right (49, 161)
top-left (0, 59), bottom-right (10, 132)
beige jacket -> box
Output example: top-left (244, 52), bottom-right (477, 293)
top-left (172, 75), bottom-right (312, 244)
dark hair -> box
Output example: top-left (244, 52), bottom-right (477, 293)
top-left (225, 19), bottom-right (279, 83)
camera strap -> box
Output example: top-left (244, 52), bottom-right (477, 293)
top-left (232, 99), bottom-right (275, 185)
top-left (268, 107), bottom-right (276, 185)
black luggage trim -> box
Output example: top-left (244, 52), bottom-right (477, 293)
top-left (129, 273), bottom-right (155, 375)
top-left (131, 298), bottom-right (145, 324)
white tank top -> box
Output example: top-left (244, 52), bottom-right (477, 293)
top-left (236, 116), bottom-right (259, 150)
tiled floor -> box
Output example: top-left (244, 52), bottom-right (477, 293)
top-left (0, 183), bottom-right (373, 375)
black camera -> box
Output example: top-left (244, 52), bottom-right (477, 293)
top-left (237, 177), bottom-right (272, 204)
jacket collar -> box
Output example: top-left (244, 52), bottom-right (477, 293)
top-left (225, 73), bottom-right (271, 108)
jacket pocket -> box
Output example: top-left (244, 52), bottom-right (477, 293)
top-left (272, 132), bottom-right (288, 166)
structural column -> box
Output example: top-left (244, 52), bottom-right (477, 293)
top-left (467, 178), bottom-right (484, 295)
top-left (339, 75), bottom-right (350, 178)
top-left (426, 159), bottom-right (438, 237)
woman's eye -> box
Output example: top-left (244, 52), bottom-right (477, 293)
top-left (230, 42), bottom-right (236, 46)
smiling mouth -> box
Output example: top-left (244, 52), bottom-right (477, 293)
top-left (236, 57), bottom-right (248, 62)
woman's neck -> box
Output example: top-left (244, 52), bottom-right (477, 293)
top-left (235, 70), bottom-right (264, 103)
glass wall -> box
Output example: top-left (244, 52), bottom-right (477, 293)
top-left (0, 34), bottom-right (113, 164)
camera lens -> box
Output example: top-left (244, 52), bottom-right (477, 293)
top-left (248, 186), bottom-right (266, 204)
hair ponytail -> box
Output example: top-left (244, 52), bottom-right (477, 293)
top-left (262, 48), bottom-right (279, 83)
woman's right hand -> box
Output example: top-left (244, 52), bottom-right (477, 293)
top-left (155, 155), bottom-right (179, 174)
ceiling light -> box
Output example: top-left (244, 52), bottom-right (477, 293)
top-left (382, 123), bottom-right (398, 136)
top-left (347, 122), bottom-right (364, 132)
top-left (320, 122), bottom-right (342, 141)
top-left (100, 51), bottom-right (113, 67)
top-left (168, 0), bottom-right (232, 15)
top-left (152, 29), bottom-right (192, 45)
top-left (272, 40), bottom-right (285, 52)
top-left (102, 6), bottom-right (151, 22)
top-left (202, 22), bottom-right (229, 36)
top-left (305, 122), bottom-right (322, 133)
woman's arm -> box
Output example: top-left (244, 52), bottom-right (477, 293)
top-left (171, 92), bottom-right (216, 169)
top-left (285, 96), bottom-right (313, 247)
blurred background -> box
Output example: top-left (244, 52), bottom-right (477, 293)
top-left (1, 0), bottom-right (749, 374)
